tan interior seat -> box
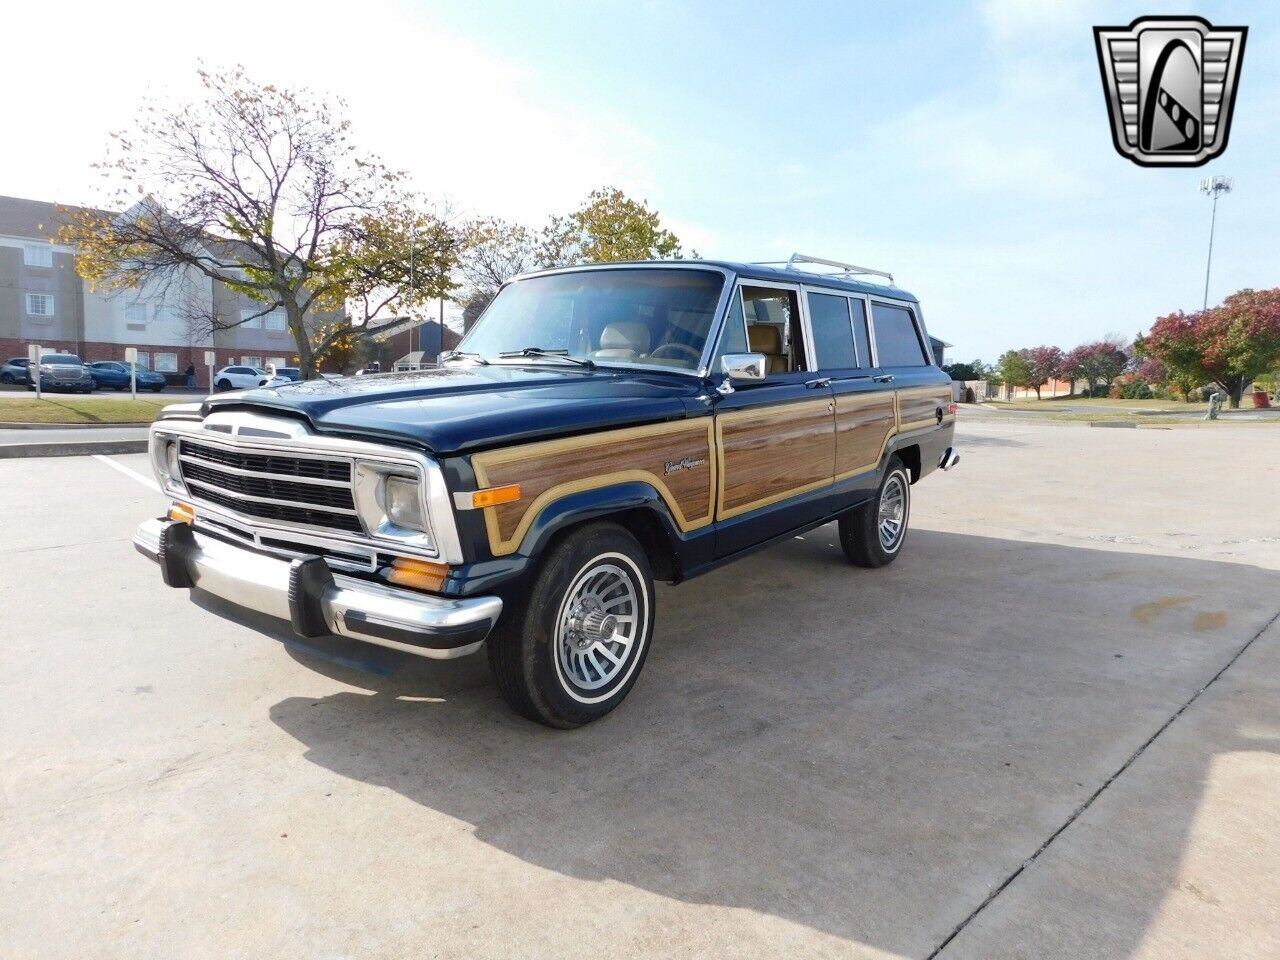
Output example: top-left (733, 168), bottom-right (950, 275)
top-left (747, 324), bottom-right (788, 373)
top-left (594, 322), bottom-right (651, 361)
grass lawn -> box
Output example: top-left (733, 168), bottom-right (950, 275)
top-left (0, 395), bottom-right (172, 424)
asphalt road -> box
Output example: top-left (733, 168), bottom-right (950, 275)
top-left (2, 421), bottom-right (1278, 959)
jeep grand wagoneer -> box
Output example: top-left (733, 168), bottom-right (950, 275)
top-left (134, 255), bottom-right (958, 727)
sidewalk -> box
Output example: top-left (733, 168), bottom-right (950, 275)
top-left (0, 426), bottom-right (149, 458)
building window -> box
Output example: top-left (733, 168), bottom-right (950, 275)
top-left (134, 351), bottom-right (152, 370)
top-left (241, 355), bottom-right (262, 368)
top-left (124, 302), bottom-right (148, 330)
top-left (154, 352), bottom-right (179, 373)
top-left (26, 293), bottom-right (54, 317)
top-left (153, 304), bottom-right (173, 324)
top-left (24, 243), bottom-right (54, 268)
top-left (267, 356), bottom-right (288, 371)
top-left (240, 308), bottom-right (265, 329)
top-left (265, 308), bottom-right (287, 332)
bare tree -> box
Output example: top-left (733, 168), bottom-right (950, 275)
top-left (62, 65), bottom-right (458, 377)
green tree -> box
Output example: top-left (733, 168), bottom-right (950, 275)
top-left (61, 66), bottom-right (458, 378)
top-left (539, 187), bottom-right (689, 266)
top-left (1136, 289), bottom-right (1280, 408)
top-left (941, 359), bottom-right (989, 382)
top-left (995, 350), bottom-right (1032, 397)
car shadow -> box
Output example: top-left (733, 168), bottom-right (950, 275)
top-left (258, 529), bottom-right (1278, 955)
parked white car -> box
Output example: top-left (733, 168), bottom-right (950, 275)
top-left (213, 365), bottom-right (268, 391)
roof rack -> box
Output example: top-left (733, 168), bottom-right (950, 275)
top-left (754, 253), bottom-right (894, 285)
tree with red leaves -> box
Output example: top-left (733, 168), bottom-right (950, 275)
top-left (1062, 339), bottom-right (1129, 396)
top-left (1021, 345), bottom-right (1064, 399)
top-left (1135, 289), bottom-right (1280, 408)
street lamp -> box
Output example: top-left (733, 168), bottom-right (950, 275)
top-left (1199, 175), bottom-right (1233, 311)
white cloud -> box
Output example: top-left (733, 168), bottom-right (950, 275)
top-left (2, 0), bottom-right (650, 224)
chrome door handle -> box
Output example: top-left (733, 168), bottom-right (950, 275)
top-left (805, 377), bottom-right (832, 389)
top-left (873, 374), bottom-right (895, 384)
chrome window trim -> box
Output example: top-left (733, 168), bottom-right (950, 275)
top-left (736, 279), bottom-right (814, 373)
top-left (150, 417), bottom-right (465, 565)
top-left (455, 263), bottom-right (736, 379)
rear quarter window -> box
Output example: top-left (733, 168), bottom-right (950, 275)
top-left (871, 303), bottom-right (929, 367)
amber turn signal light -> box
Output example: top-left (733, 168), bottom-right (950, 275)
top-left (387, 557), bottom-right (449, 592)
top-left (458, 483), bottom-right (522, 510)
top-left (168, 502), bottom-right (195, 525)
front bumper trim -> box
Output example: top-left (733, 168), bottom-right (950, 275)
top-left (133, 518), bottom-right (501, 659)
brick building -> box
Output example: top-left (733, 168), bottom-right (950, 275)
top-left (0, 195), bottom-right (341, 388)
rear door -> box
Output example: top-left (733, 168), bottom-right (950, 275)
top-left (868, 299), bottom-right (952, 439)
top-left (712, 281), bottom-right (835, 557)
top-left (805, 289), bottom-right (896, 511)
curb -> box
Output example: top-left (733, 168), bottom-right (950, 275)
top-left (0, 439), bottom-right (149, 459)
top-left (0, 421), bottom-right (152, 430)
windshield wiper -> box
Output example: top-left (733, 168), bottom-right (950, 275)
top-left (439, 349), bottom-right (489, 365)
top-left (497, 347), bottom-right (595, 370)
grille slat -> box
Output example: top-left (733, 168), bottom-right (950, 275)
top-left (178, 438), bottom-right (362, 535)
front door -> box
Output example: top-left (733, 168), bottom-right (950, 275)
top-left (713, 283), bottom-right (835, 557)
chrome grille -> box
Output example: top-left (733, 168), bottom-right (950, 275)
top-left (178, 438), bottom-right (362, 535)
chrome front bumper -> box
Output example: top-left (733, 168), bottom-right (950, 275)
top-left (133, 518), bottom-right (501, 659)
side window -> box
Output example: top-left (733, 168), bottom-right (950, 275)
top-left (871, 303), bottom-right (929, 367)
top-left (711, 290), bottom-right (747, 368)
top-left (741, 286), bottom-right (807, 373)
top-left (806, 292), bottom-right (855, 370)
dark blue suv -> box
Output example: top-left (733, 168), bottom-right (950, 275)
top-left (135, 257), bottom-right (958, 727)
top-left (88, 361), bottom-right (166, 392)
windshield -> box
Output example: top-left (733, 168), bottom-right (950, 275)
top-left (43, 355), bottom-right (82, 365)
top-left (457, 268), bottom-right (725, 372)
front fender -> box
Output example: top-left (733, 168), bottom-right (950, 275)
top-left (515, 480), bottom-right (684, 561)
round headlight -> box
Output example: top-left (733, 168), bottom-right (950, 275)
top-left (383, 476), bottom-right (425, 531)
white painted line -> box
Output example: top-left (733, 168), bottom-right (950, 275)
top-left (93, 454), bottom-right (161, 494)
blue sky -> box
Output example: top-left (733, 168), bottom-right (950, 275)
top-left (7, 0), bottom-right (1278, 361)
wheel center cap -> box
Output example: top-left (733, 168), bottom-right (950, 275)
top-left (568, 600), bottom-right (617, 648)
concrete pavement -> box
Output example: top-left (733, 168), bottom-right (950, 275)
top-left (1, 421), bottom-right (1278, 959)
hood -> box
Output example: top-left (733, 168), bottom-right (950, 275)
top-left (201, 364), bottom-right (706, 455)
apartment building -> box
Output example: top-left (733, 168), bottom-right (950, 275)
top-left (0, 195), bottom-right (339, 384)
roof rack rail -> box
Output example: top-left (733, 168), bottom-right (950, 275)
top-left (754, 253), bottom-right (894, 285)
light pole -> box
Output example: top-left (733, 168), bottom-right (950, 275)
top-left (1199, 175), bottom-right (1233, 311)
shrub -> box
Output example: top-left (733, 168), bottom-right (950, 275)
top-left (1120, 380), bottom-right (1153, 399)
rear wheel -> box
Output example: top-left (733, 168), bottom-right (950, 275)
top-left (487, 522), bottom-right (654, 728)
top-left (215, 378), bottom-right (232, 391)
top-left (838, 455), bottom-right (911, 568)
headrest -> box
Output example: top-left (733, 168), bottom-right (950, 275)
top-left (599, 322), bottom-right (651, 354)
top-left (748, 324), bottom-right (783, 355)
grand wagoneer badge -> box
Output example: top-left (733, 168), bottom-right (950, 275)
top-left (1094, 16), bottom-right (1246, 167)
top-left (664, 456), bottom-right (707, 476)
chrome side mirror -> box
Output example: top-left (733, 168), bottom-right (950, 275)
top-left (720, 353), bottom-right (767, 382)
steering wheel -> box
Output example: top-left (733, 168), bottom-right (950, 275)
top-left (648, 343), bottom-right (702, 365)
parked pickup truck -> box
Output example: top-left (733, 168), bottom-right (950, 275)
top-left (134, 257), bottom-right (958, 727)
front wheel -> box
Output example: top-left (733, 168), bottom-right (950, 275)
top-left (838, 455), bottom-right (911, 568)
top-left (487, 522), bottom-right (654, 728)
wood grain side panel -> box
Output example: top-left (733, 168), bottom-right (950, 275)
top-left (897, 385), bottom-right (953, 431)
top-left (834, 392), bottom-right (897, 480)
top-left (716, 398), bottom-right (833, 519)
top-left (471, 419), bottom-right (715, 556)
